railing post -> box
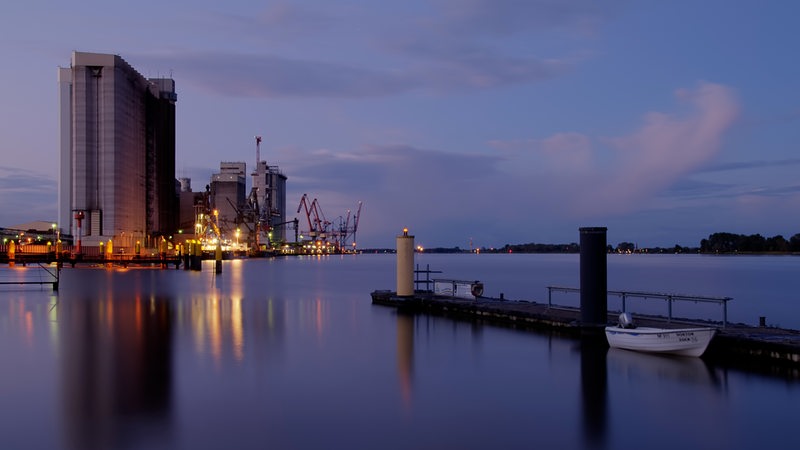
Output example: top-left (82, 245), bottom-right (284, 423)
top-left (426, 264), bottom-right (431, 289)
top-left (723, 300), bottom-right (728, 328)
top-left (667, 296), bottom-right (673, 323)
top-left (548, 287), bottom-right (552, 308)
top-left (622, 293), bottom-right (627, 312)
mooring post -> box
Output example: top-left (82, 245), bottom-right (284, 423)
top-left (192, 241), bottom-right (202, 271)
top-left (183, 243), bottom-right (191, 270)
top-left (396, 228), bottom-right (414, 297)
top-left (579, 227), bottom-right (608, 328)
top-left (215, 242), bottom-right (222, 274)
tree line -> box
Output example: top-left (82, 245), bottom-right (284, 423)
top-left (384, 232), bottom-right (800, 254)
top-left (491, 232), bottom-right (800, 254)
top-left (699, 232), bottom-right (800, 253)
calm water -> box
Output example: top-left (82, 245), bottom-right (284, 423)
top-left (0, 254), bottom-right (798, 450)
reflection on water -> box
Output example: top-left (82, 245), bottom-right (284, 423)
top-left (60, 293), bottom-right (172, 450)
top-left (1, 256), bottom-right (798, 450)
top-left (185, 294), bottom-right (246, 365)
top-left (580, 332), bottom-right (608, 450)
top-left (607, 348), bottom-right (721, 388)
top-left (396, 312), bottom-right (414, 409)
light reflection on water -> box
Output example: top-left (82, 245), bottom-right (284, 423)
top-left (0, 254), bottom-right (797, 450)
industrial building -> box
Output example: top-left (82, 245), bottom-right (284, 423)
top-left (251, 149), bottom-right (288, 243)
top-left (58, 51), bottom-right (178, 250)
top-left (210, 162), bottom-right (247, 236)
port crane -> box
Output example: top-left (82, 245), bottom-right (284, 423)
top-left (297, 194), bottom-right (331, 241)
top-left (335, 201), bottom-right (362, 250)
top-left (297, 194), bottom-right (362, 252)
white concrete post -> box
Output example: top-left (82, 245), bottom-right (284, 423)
top-left (396, 228), bottom-right (414, 296)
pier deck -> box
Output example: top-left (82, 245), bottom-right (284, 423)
top-left (371, 290), bottom-right (800, 374)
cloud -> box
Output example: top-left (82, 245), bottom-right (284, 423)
top-left (272, 144), bottom-right (511, 245)
top-left (256, 3), bottom-right (339, 30)
top-left (0, 167), bottom-right (57, 226)
top-left (388, 41), bottom-right (573, 90)
top-left (141, 47), bottom-right (569, 98)
top-left (142, 52), bottom-right (417, 98)
top-left (134, 1), bottom-right (616, 99)
top-left (270, 82), bottom-right (742, 246)
top-left (431, 0), bottom-right (625, 37)
top-left (577, 82), bottom-right (740, 214)
top-left (695, 158), bottom-right (800, 174)
top-left (487, 82), bottom-right (741, 219)
top-left (488, 131), bottom-right (592, 170)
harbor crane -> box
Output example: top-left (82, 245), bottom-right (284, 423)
top-left (297, 194), bottom-right (362, 252)
top-left (297, 194), bottom-right (330, 241)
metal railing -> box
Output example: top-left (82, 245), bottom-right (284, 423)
top-left (547, 286), bottom-right (732, 327)
top-left (413, 264), bottom-right (442, 291)
top-left (0, 263), bottom-right (60, 291)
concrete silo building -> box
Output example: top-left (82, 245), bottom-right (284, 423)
top-left (58, 51), bottom-right (178, 249)
top-left (210, 162), bottom-right (247, 236)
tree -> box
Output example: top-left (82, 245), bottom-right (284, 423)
top-left (765, 235), bottom-right (788, 252)
top-left (790, 234), bottom-right (800, 252)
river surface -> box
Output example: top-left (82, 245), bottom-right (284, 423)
top-left (0, 254), bottom-right (798, 449)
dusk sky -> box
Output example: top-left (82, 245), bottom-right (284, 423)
top-left (1, 1), bottom-right (798, 248)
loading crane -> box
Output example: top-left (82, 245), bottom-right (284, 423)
top-left (351, 201), bottom-right (362, 249)
top-left (334, 201), bottom-right (362, 250)
top-left (296, 195), bottom-right (363, 253)
top-left (296, 194), bottom-right (331, 241)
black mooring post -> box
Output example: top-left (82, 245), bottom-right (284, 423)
top-left (580, 227), bottom-right (608, 327)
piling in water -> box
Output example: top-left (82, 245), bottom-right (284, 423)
top-left (579, 227), bottom-right (607, 328)
top-left (215, 243), bottom-right (222, 274)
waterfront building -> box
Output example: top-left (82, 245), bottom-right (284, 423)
top-left (252, 159), bottom-right (288, 243)
top-left (177, 178), bottom-right (205, 234)
top-left (210, 162), bottom-right (247, 236)
top-left (58, 51), bottom-right (178, 249)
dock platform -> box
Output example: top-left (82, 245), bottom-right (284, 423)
top-left (371, 290), bottom-right (800, 376)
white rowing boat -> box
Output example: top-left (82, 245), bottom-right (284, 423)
top-left (604, 313), bottom-right (716, 357)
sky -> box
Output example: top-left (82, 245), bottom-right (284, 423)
top-left (1, 0), bottom-right (799, 249)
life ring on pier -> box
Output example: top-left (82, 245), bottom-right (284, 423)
top-left (471, 282), bottom-right (484, 298)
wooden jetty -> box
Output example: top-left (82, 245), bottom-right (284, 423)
top-left (371, 290), bottom-right (800, 376)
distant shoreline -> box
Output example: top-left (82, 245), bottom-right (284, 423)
top-left (361, 247), bottom-right (800, 256)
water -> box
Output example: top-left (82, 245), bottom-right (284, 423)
top-left (0, 254), bottom-right (798, 450)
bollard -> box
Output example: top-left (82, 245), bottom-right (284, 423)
top-left (215, 242), bottom-right (222, 274)
top-left (194, 241), bottom-right (203, 271)
top-left (396, 228), bottom-right (414, 297)
top-left (580, 227), bottom-right (608, 328)
top-left (8, 241), bottom-right (15, 267)
top-left (183, 243), bottom-right (191, 270)
top-left (160, 237), bottom-right (168, 269)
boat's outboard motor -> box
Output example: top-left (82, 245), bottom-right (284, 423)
top-left (618, 312), bottom-right (636, 329)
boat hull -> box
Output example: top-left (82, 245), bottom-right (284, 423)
top-left (604, 326), bottom-right (716, 357)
